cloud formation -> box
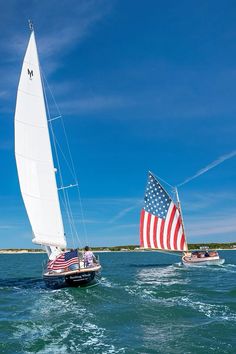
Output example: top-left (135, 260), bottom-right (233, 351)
top-left (178, 150), bottom-right (236, 187)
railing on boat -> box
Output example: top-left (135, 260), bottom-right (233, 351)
top-left (43, 253), bottom-right (100, 274)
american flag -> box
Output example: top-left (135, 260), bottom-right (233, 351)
top-left (48, 249), bottom-right (78, 270)
top-left (140, 172), bottom-right (187, 251)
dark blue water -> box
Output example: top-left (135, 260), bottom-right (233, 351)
top-left (0, 251), bottom-right (236, 353)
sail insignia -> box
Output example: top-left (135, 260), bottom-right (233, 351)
top-left (27, 68), bottom-right (34, 80)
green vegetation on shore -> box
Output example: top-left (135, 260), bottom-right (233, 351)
top-left (0, 242), bottom-right (236, 253)
top-left (91, 243), bottom-right (236, 251)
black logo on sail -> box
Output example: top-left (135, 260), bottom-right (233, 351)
top-left (27, 68), bottom-right (33, 80)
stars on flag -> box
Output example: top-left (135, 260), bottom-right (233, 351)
top-left (144, 173), bottom-right (171, 219)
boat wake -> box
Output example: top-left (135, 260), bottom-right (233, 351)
top-left (129, 263), bottom-right (173, 268)
top-left (136, 265), bottom-right (190, 286)
top-left (123, 265), bottom-right (190, 302)
top-left (12, 290), bottom-right (125, 354)
top-left (180, 296), bottom-right (236, 321)
top-left (99, 277), bottom-right (116, 288)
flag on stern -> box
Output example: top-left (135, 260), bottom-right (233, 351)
top-left (140, 172), bottom-right (187, 251)
top-left (48, 249), bottom-right (78, 270)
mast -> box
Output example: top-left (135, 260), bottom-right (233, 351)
top-left (175, 187), bottom-right (188, 251)
top-left (14, 25), bottom-right (66, 250)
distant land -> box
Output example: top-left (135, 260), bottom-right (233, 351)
top-left (0, 242), bottom-right (236, 253)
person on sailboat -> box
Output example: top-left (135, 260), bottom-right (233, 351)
top-left (83, 246), bottom-right (96, 267)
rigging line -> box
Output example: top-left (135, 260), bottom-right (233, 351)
top-left (59, 116), bottom-right (89, 245)
top-left (50, 124), bottom-right (75, 245)
top-left (52, 133), bottom-right (77, 182)
top-left (77, 186), bottom-right (89, 245)
top-left (41, 70), bottom-right (86, 247)
top-left (59, 192), bottom-right (75, 247)
top-left (48, 115), bottom-right (62, 122)
top-left (41, 70), bottom-right (73, 244)
top-left (58, 121), bottom-right (89, 245)
top-left (58, 184), bottom-right (78, 191)
top-left (64, 188), bottom-right (83, 249)
top-left (52, 132), bottom-right (88, 245)
top-left (46, 110), bottom-right (89, 246)
top-left (42, 70), bottom-right (89, 245)
top-left (150, 171), bottom-right (174, 189)
top-left (58, 182), bottom-right (76, 248)
top-left (64, 188), bottom-right (77, 248)
top-left (65, 189), bottom-right (83, 249)
top-left (41, 73), bottom-right (78, 182)
top-left (150, 171), bottom-right (176, 204)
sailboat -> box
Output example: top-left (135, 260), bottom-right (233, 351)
top-left (140, 171), bottom-right (225, 266)
top-left (14, 23), bottom-right (101, 288)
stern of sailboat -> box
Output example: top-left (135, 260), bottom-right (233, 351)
top-left (43, 264), bottom-right (102, 288)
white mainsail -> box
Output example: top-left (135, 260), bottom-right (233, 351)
top-left (14, 31), bottom-right (66, 249)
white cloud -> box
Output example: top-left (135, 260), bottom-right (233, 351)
top-left (59, 94), bottom-right (133, 115)
top-left (109, 202), bottom-right (142, 223)
top-left (186, 213), bottom-right (236, 238)
top-left (0, 0), bottom-right (114, 109)
top-left (0, 224), bottom-right (16, 229)
top-left (178, 150), bottom-right (236, 187)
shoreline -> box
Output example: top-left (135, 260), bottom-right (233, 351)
top-left (0, 249), bottom-right (235, 254)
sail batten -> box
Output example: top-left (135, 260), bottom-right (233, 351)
top-left (140, 172), bottom-right (187, 252)
top-left (14, 31), bottom-right (66, 248)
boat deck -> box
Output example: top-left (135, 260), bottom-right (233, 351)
top-left (44, 264), bottom-right (101, 277)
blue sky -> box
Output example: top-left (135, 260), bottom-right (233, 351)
top-left (1, 0), bottom-right (236, 248)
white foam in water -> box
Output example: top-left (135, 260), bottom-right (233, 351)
top-left (218, 264), bottom-right (236, 273)
top-left (136, 265), bottom-right (190, 287)
top-left (123, 265), bottom-right (190, 303)
top-left (13, 289), bottom-right (126, 354)
top-left (180, 296), bottom-right (236, 321)
top-left (100, 277), bottom-right (115, 288)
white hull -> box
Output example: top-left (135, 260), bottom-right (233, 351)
top-left (182, 254), bottom-right (225, 266)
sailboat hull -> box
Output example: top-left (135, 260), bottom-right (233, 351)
top-left (182, 254), bottom-right (225, 266)
top-left (43, 265), bottom-right (101, 288)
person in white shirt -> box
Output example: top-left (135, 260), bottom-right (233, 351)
top-left (83, 246), bottom-right (96, 267)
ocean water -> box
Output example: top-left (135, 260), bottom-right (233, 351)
top-left (0, 251), bottom-right (236, 354)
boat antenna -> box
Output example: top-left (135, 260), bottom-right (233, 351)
top-left (28, 19), bottom-right (34, 32)
top-left (175, 187), bottom-right (188, 251)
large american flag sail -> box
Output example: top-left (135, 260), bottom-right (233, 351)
top-left (48, 249), bottom-right (78, 270)
top-left (140, 172), bottom-right (188, 251)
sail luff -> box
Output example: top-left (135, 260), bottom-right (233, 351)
top-left (14, 31), bottom-right (66, 248)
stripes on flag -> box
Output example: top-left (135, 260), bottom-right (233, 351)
top-left (140, 208), bottom-right (187, 251)
top-left (140, 172), bottom-right (187, 252)
top-left (48, 249), bottom-right (78, 270)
